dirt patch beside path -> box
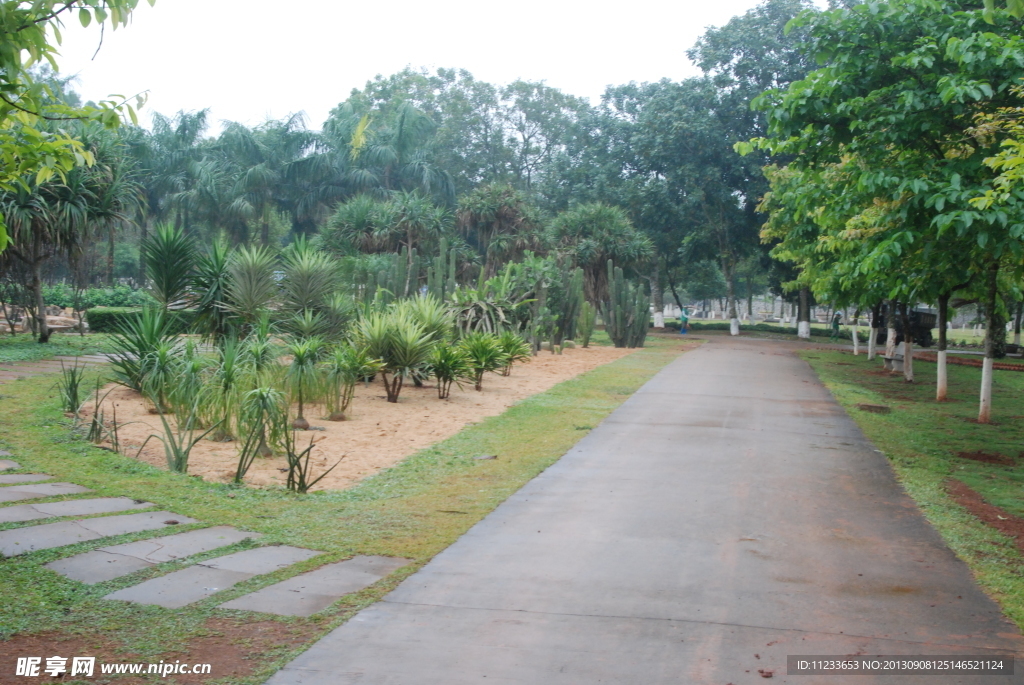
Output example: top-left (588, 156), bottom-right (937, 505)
top-left (947, 479), bottom-right (1024, 554)
top-left (84, 345), bottom-right (636, 491)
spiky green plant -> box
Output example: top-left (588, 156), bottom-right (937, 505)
top-left (223, 244), bottom-right (278, 330)
top-left (427, 344), bottom-right (473, 399)
top-left (280, 237), bottom-right (338, 312)
top-left (459, 332), bottom-right (507, 391)
top-left (282, 423), bottom-right (341, 494)
top-left (167, 340), bottom-right (209, 416)
top-left (284, 309), bottom-right (327, 340)
top-left (322, 344), bottom-right (382, 420)
top-left (601, 261), bottom-right (649, 348)
top-left (140, 340), bottom-right (183, 414)
top-left (285, 338), bottom-right (325, 429)
top-left (136, 401), bottom-right (220, 474)
top-left (496, 331), bottom-right (531, 376)
top-left (239, 314), bottom-right (282, 386)
top-left (142, 224), bottom-right (196, 309)
top-left (191, 241), bottom-right (233, 341)
top-left (108, 307), bottom-right (176, 391)
top-left (55, 362), bottom-right (87, 416)
top-left (199, 339), bottom-right (242, 440)
top-left (238, 386), bottom-right (286, 458)
top-left (356, 310), bottom-right (434, 403)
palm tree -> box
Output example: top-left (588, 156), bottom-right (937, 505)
top-left (457, 183), bottom-right (542, 277)
top-left (285, 338), bottom-right (324, 429)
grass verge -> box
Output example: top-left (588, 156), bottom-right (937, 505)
top-left (800, 349), bottom-right (1024, 630)
top-left (0, 333), bottom-right (113, 364)
top-left (0, 335), bottom-right (698, 684)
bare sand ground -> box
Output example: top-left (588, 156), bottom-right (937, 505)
top-left (83, 345), bottom-right (636, 491)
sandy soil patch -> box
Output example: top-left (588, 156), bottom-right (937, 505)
top-left (83, 346), bottom-right (635, 491)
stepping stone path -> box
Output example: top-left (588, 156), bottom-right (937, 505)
top-left (0, 458), bottom-right (410, 614)
top-left (0, 497), bottom-right (154, 524)
top-left (48, 526), bottom-right (261, 584)
top-left (0, 510), bottom-right (196, 556)
top-left (220, 555), bottom-right (410, 617)
top-left (0, 473), bottom-right (53, 484)
top-left (0, 482), bottom-right (91, 502)
top-left (104, 546), bottom-right (320, 608)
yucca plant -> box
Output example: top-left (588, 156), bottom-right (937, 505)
top-left (357, 311), bottom-right (434, 403)
top-left (238, 386), bottom-right (286, 459)
top-left (136, 401), bottom-right (220, 474)
top-left (108, 307), bottom-right (176, 391)
top-left (322, 344), bottom-right (382, 420)
top-left (167, 340), bottom-right (209, 416)
top-left (282, 422), bottom-right (341, 494)
top-left (396, 295), bottom-right (453, 386)
top-left (459, 332), bottom-right (508, 391)
top-left (191, 241), bottom-right (234, 341)
top-left (285, 338), bottom-right (325, 429)
top-left (496, 331), bottom-right (531, 376)
top-left (55, 362), bottom-right (87, 416)
top-left (321, 293), bottom-right (357, 339)
top-left (199, 339), bottom-right (242, 440)
top-left (142, 224), bottom-right (196, 309)
top-left (239, 315), bottom-right (282, 386)
top-left (223, 245), bottom-right (278, 331)
top-left (427, 344), bottom-right (473, 399)
top-left (280, 237), bottom-right (338, 313)
top-left (283, 309), bottom-right (327, 340)
top-left (140, 340), bottom-right (183, 414)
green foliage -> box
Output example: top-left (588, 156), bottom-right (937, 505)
top-left (280, 236), bottom-right (338, 313)
top-left (138, 402), bottom-right (219, 474)
top-left (190, 242), bottom-right (232, 341)
top-left (601, 261), bottom-right (649, 348)
top-left (357, 309), bottom-right (435, 403)
top-left (496, 331), bottom-right (531, 377)
top-left (284, 338), bottom-right (325, 429)
top-left (458, 332), bottom-right (507, 391)
top-left (578, 301), bottom-right (597, 348)
top-left (198, 339), bottom-right (243, 440)
top-left (107, 307), bottom-right (177, 391)
top-left (41, 283), bottom-right (150, 309)
top-left (139, 339), bottom-right (182, 413)
top-left (55, 362), bottom-right (87, 416)
top-left (238, 385), bottom-right (286, 459)
top-left (322, 344), bottom-right (382, 419)
top-left (85, 307), bottom-right (196, 334)
top-left (142, 224), bottom-right (196, 309)
top-left (427, 344), bottom-right (473, 399)
top-left (282, 426), bottom-right (340, 494)
top-left (224, 244), bottom-right (278, 328)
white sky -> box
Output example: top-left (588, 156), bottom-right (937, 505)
top-left (52, 0), bottom-right (773, 134)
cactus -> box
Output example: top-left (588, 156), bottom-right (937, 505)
top-left (426, 238), bottom-right (459, 303)
top-left (601, 260), bottom-right (649, 348)
top-left (553, 266), bottom-right (584, 346)
top-left (577, 301), bottom-right (597, 348)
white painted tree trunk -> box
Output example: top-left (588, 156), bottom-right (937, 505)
top-left (730, 318), bottom-right (740, 336)
top-left (654, 312), bottom-right (665, 328)
top-left (853, 325), bottom-right (860, 355)
top-left (979, 357), bottom-right (994, 423)
top-left (902, 340), bottom-right (914, 382)
top-left (798, 321), bottom-right (810, 339)
top-left (885, 325), bottom-right (897, 359)
top-left (936, 350), bottom-right (947, 401)
top-left (867, 327), bottom-right (877, 360)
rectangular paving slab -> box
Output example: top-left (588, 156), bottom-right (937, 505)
top-left (0, 474), bottom-right (52, 484)
top-left (0, 483), bottom-right (91, 502)
top-left (47, 526), bottom-right (261, 584)
top-left (0, 510), bottom-right (195, 556)
top-left (104, 545), bottom-right (320, 608)
top-left (0, 459), bottom-right (19, 470)
top-left (0, 497), bottom-right (154, 524)
top-left (220, 555), bottom-right (409, 617)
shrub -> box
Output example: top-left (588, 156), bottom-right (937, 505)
top-left (322, 344), bottom-right (382, 420)
top-left (459, 332), bottom-right (507, 391)
top-left (87, 307), bottom-right (196, 334)
top-left (42, 284), bottom-right (151, 310)
top-left (357, 310), bottom-right (435, 403)
top-left (107, 307), bottom-right (178, 392)
top-left (496, 331), bottom-right (531, 376)
top-left (285, 338), bottom-right (326, 430)
top-left (427, 345), bottom-right (473, 399)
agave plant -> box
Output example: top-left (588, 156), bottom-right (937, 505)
top-left (427, 344), bottom-right (473, 399)
top-left (322, 344), bottom-right (382, 420)
top-left (356, 310), bottom-right (434, 403)
top-left (55, 362), bottom-right (88, 416)
top-left (496, 331), bottom-right (531, 376)
top-left (136, 400), bottom-right (219, 474)
top-left (459, 332), bottom-right (507, 391)
top-left (285, 338), bottom-right (325, 429)
top-left (108, 307), bottom-right (177, 391)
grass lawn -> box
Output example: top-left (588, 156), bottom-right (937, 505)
top-left (0, 333), bottom-right (698, 683)
top-left (0, 333), bottom-right (113, 364)
top-left (800, 349), bottom-right (1024, 629)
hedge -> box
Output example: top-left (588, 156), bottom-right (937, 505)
top-left (656, 319), bottom-right (871, 341)
top-left (42, 284), bottom-right (152, 309)
top-left (86, 307), bottom-right (197, 334)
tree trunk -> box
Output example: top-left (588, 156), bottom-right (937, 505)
top-left (139, 220), bottom-right (149, 285)
top-left (651, 260), bottom-right (664, 328)
top-left (898, 302), bottom-right (913, 382)
top-left (746, 274), bottom-right (753, 319)
top-left (864, 301), bottom-right (880, 360)
top-left (722, 258), bottom-right (739, 335)
top-left (979, 261), bottom-right (999, 423)
top-left (1014, 300), bottom-right (1022, 347)
top-left (261, 217), bottom-right (270, 247)
top-left (885, 300), bottom-right (897, 360)
top-left (937, 294), bottom-right (949, 401)
top-left (31, 232), bottom-right (49, 344)
top-left (667, 272), bottom-right (684, 311)
top-left (852, 309), bottom-right (860, 356)
top-left (797, 287), bottom-right (811, 338)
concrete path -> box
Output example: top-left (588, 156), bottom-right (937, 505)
top-left (266, 337), bottom-right (1023, 685)
top-left (0, 510), bottom-right (196, 556)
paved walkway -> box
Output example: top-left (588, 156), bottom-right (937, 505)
top-left (267, 336), bottom-right (1023, 685)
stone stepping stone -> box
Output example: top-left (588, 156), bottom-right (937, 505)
top-left (0, 474), bottom-right (52, 484)
top-left (47, 526), bottom-right (261, 584)
top-left (0, 510), bottom-right (195, 557)
top-left (0, 459), bottom-right (19, 470)
top-left (104, 545), bottom-right (320, 608)
top-left (0, 497), bottom-right (154, 524)
top-left (219, 555), bottom-right (410, 617)
top-left (0, 482), bottom-right (91, 503)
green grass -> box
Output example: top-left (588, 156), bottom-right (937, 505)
top-left (801, 350), bottom-right (1024, 629)
top-left (0, 333), bottom-right (113, 364)
top-left (0, 334), bottom-right (698, 683)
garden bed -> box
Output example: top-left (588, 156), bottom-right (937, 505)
top-left (85, 345), bottom-right (636, 491)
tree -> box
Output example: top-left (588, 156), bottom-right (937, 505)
top-left (456, 183), bottom-right (541, 277)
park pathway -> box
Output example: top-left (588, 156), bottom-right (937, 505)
top-left (266, 336), bottom-right (1022, 684)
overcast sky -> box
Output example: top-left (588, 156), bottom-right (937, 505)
top-left (52, 0), bottom-right (775, 134)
